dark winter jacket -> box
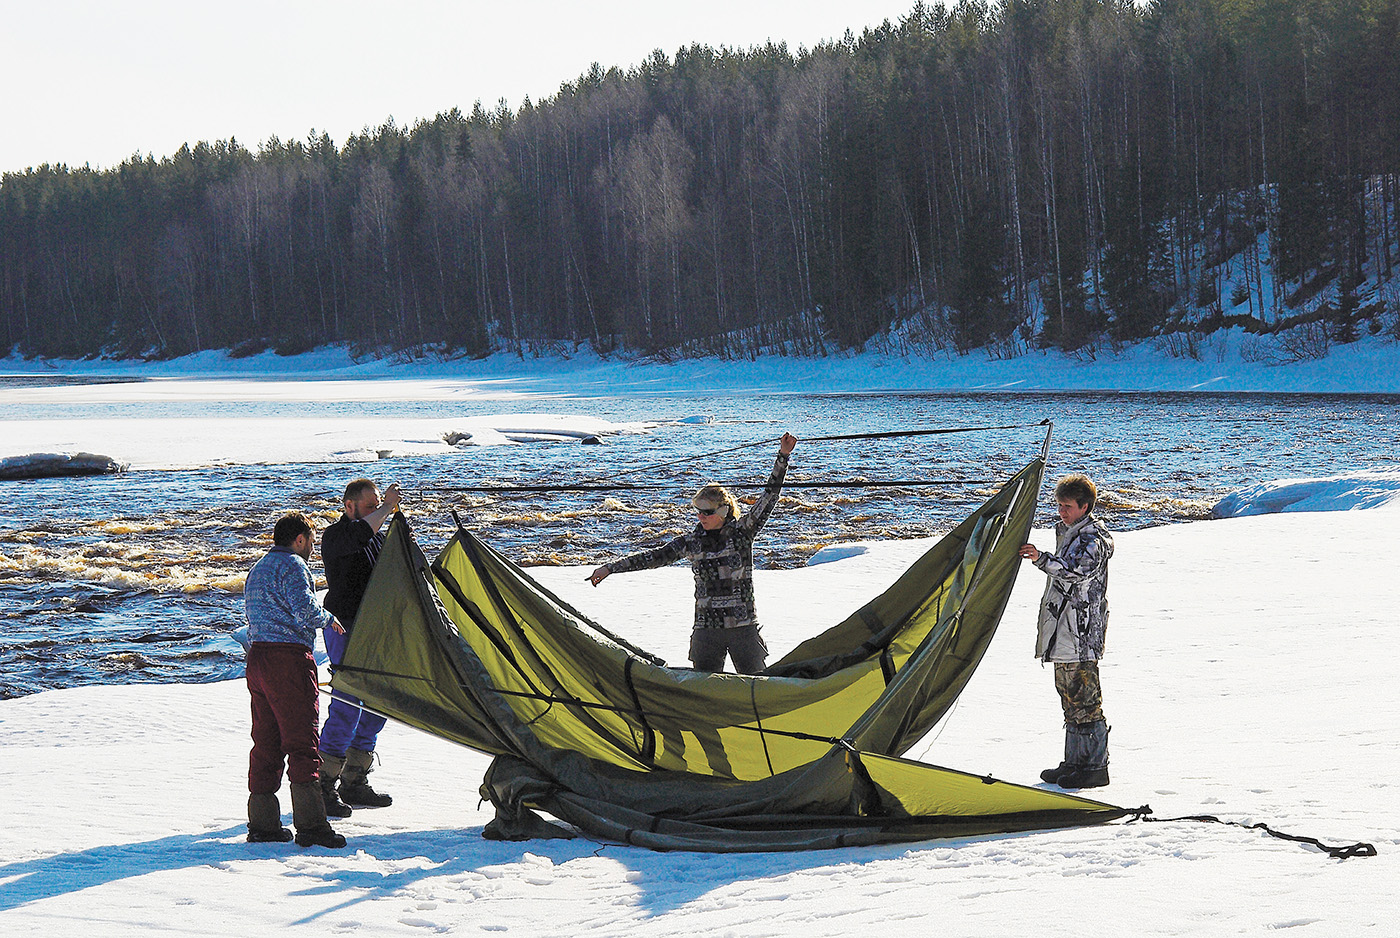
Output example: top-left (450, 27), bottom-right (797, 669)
top-left (605, 451), bottom-right (789, 630)
top-left (1033, 513), bottom-right (1114, 662)
top-left (321, 515), bottom-right (385, 628)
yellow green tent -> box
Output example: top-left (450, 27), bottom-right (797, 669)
top-left (333, 456), bottom-right (1131, 851)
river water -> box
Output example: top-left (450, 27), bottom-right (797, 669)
top-left (2, 379), bottom-right (1397, 698)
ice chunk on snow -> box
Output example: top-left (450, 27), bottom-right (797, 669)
top-left (806, 543), bottom-right (870, 565)
top-left (446, 427), bottom-right (518, 447)
top-left (1211, 470), bottom-right (1400, 517)
top-left (0, 451), bottom-right (126, 479)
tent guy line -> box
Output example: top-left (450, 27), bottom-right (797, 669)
top-left (430, 478), bottom-right (1010, 494)
top-left (434, 419), bottom-right (1054, 495)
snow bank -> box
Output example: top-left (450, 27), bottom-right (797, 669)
top-left (3, 506), bottom-right (1396, 937)
top-left (1211, 470), bottom-right (1400, 517)
top-left (6, 329), bottom-right (1400, 393)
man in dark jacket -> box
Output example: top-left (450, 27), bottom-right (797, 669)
top-left (1019, 473), bottom-right (1115, 789)
top-left (318, 478), bottom-right (402, 813)
top-left (587, 433), bottom-right (796, 674)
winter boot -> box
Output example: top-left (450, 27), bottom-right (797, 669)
top-left (317, 750), bottom-right (353, 818)
top-left (246, 792), bottom-right (293, 843)
top-left (339, 747), bottom-right (393, 808)
top-left (1040, 726), bottom-right (1076, 783)
top-left (1057, 720), bottom-right (1110, 789)
top-left (290, 781), bottom-right (347, 848)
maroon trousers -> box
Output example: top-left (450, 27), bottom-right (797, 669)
top-left (246, 642), bottom-right (323, 793)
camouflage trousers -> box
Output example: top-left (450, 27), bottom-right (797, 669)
top-left (1054, 660), bottom-right (1105, 725)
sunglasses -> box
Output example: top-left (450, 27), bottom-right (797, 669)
top-left (696, 507), bottom-right (718, 517)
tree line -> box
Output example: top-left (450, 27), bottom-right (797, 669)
top-left (2, 0), bottom-right (1398, 362)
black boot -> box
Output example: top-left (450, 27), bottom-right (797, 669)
top-left (246, 792), bottom-right (293, 843)
top-left (290, 781), bottom-right (347, 848)
top-left (1057, 765), bottom-right (1110, 788)
top-left (1040, 723), bottom-right (1076, 782)
top-left (340, 747), bottom-right (393, 808)
top-left (1057, 720), bottom-right (1110, 789)
top-left (318, 750), bottom-right (353, 818)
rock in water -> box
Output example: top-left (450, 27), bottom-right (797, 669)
top-left (0, 452), bottom-right (127, 480)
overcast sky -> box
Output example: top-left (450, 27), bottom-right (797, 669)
top-left (1, 0), bottom-right (923, 174)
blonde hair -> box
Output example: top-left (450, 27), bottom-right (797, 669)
top-left (692, 483), bottom-right (741, 520)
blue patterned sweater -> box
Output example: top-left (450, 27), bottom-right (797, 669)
top-left (244, 546), bottom-right (335, 648)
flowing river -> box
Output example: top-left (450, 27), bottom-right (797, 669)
top-left (2, 377), bottom-right (1397, 698)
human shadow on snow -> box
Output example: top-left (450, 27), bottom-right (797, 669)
top-left (282, 828), bottom-right (973, 922)
top-left (0, 823), bottom-right (1030, 920)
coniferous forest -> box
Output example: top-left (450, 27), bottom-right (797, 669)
top-left (3, 0), bottom-right (1398, 363)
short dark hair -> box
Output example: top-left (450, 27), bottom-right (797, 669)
top-left (1055, 473), bottom-right (1097, 511)
top-left (272, 512), bottom-right (313, 546)
top-left (343, 478), bottom-right (376, 504)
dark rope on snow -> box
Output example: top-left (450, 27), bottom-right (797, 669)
top-left (1126, 806), bottom-right (1377, 860)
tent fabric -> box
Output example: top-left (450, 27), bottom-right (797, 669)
top-left (332, 456), bottom-right (1132, 851)
top-left (479, 748), bottom-right (1130, 853)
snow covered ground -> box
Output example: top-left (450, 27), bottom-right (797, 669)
top-left (4, 326), bottom-right (1400, 393)
top-left (2, 483), bottom-right (1396, 936)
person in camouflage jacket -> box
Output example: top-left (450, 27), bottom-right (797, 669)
top-left (588, 432), bottom-right (797, 674)
top-left (1019, 473), bottom-right (1114, 790)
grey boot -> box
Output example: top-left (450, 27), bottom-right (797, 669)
top-left (1058, 720), bottom-right (1110, 789)
top-left (318, 750), bottom-right (353, 818)
top-left (290, 781), bottom-right (347, 848)
top-left (340, 747), bottom-right (392, 808)
top-left (246, 792), bottom-right (292, 843)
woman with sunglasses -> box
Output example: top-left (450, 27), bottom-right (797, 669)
top-left (587, 432), bottom-right (798, 674)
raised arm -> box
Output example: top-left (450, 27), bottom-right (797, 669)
top-left (736, 433), bottom-right (796, 534)
top-left (362, 482), bottom-right (403, 535)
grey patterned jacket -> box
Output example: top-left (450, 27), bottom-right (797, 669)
top-left (1033, 513), bottom-right (1114, 662)
top-left (604, 451), bottom-right (789, 630)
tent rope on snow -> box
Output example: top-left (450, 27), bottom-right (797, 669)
top-left (1129, 812), bottom-right (1376, 860)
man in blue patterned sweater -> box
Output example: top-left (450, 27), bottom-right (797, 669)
top-left (587, 433), bottom-right (797, 674)
top-left (243, 511), bottom-right (346, 847)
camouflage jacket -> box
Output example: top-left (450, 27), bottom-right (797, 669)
top-left (1033, 513), bottom-right (1114, 662)
top-left (605, 451), bottom-right (789, 630)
